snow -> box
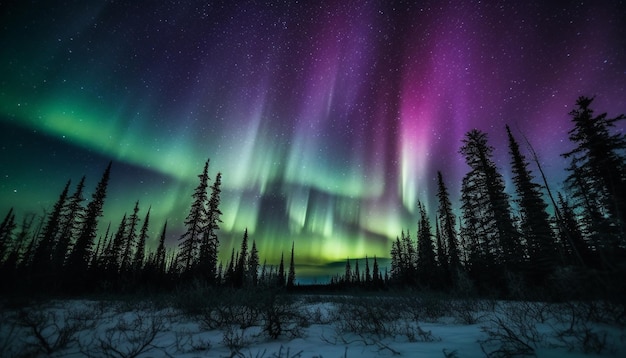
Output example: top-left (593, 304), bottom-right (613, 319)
top-left (1, 296), bottom-right (624, 357)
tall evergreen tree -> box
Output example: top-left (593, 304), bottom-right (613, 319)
top-left (372, 255), bottom-right (381, 286)
top-left (364, 255), bottom-right (371, 285)
top-left (277, 252), bottom-right (286, 287)
top-left (401, 230), bottom-right (416, 282)
top-left (233, 229), bottom-right (248, 288)
top-left (133, 207), bottom-right (150, 272)
top-left (389, 237), bottom-right (403, 283)
top-left (31, 180), bottom-right (71, 274)
top-left (120, 201), bottom-right (140, 273)
top-left (344, 257), bottom-right (352, 284)
top-left (65, 162), bottom-right (111, 282)
top-left (436, 171), bottom-right (461, 282)
top-left (287, 241), bottom-right (296, 288)
top-left (53, 177), bottom-right (85, 270)
top-left (460, 130), bottom-right (520, 288)
top-left (562, 96), bottom-right (626, 261)
top-left (104, 214), bottom-right (127, 273)
top-left (154, 221), bottom-right (168, 275)
top-left (416, 202), bottom-right (437, 286)
top-left (506, 125), bottom-right (558, 283)
top-left (198, 171), bottom-right (222, 283)
top-left (178, 160), bottom-right (210, 274)
top-left (248, 239), bottom-right (259, 286)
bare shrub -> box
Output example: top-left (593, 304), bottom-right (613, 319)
top-left (449, 298), bottom-right (492, 325)
top-left (16, 304), bottom-right (96, 356)
top-left (549, 301), bottom-right (613, 354)
top-left (222, 323), bottom-right (254, 355)
top-left (479, 303), bottom-right (544, 357)
top-left (258, 290), bottom-right (305, 340)
top-left (90, 310), bottom-right (169, 358)
top-left (173, 328), bottom-right (212, 353)
top-left (480, 315), bottom-right (537, 357)
top-left (199, 289), bottom-right (262, 330)
top-left (325, 295), bottom-right (439, 356)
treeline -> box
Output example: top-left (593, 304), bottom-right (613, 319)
top-left (0, 160), bottom-right (296, 295)
top-left (386, 96), bottom-right (625, 301)
top-left (0, 96), bottom-right (624, 300)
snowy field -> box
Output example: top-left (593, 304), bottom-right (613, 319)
top-left (1, 292), bottom-right (624, 357)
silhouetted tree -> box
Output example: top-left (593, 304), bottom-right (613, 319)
top-left (562, 96), bottom-right (626, 264)
top-left (120, 201), bottom-right (140, 273)
top-left (249, 239), bottom-right (259, 286)
top-left (65, 162), bottom-right (111, 286)
top-left (506, 125), bottom-right (558, 285)
top-left (344, 257), bottom-right (352, 285)
top-left (31, 180), bottom-right (71, 276)
top-left (437, 171), bottom-right (461, 285)
top-left (372, 255), bottom-right (381, 287)
top-left (277, 252), bottom-right (286, 287)
top-left (53, 177), bottom-right (85, 270)
top-left (364, 255), bottom-right (371, 285)
top-left (416, 202), bottom-right (437, 286)
top-left (154, 221), bottom-right (168, 275)
top-left (133, 207), bottom-right (150, 272)
top-left (199, 171), bottom-right (222, 283)
top-left (233, 229), bottom-right (249, 288)
top-left (178, 160), bottom-right (210, 274)
top-left (460, 130), bottom-right (520, 290)
top-left (287, 241), bottom-right (296, 288)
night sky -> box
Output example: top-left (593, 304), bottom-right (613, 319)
top-left (1, 1), bottom-right (625, 279)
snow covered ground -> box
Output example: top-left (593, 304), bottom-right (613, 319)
top-left (1, 294), bottom-right (624, 357)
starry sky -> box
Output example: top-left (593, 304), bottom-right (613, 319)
top-left (1, 0), bottom-right (625, 280)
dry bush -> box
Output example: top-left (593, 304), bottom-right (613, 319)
top-left (88, 310), bottom-right (169, 358)
top-left (479, 303), bottom-right (544, 358)
top-left (15, 304), bottom-right (97, 356)
top-left (548, 301), bottom-right (614, 354)
top-left (325, 295), bottom-right (439, 356)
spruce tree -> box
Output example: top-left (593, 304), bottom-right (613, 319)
top-left (133, 207), bottom-right (150, 272)
top-left (562, 96), bottom-right (626, 261)
top-left (31, 180), bottom-right (70, 275)
top-left (120, 201), bottom-right (140, 273)
top-left (198, 171), bottom-right (222, 283)
top-left (344, 257), bottom-right (351, 285)
top-left (460, 130), bottom-right (521, 292)
top-left (372, 255), bottom-right (381, 286)
top-left (53, 177), bottom-right (85, 270)
top-left (65, 162), bottom-right (111, 283)
top-left (506, 125), bottom-right (558, 284)
top-left (178, 160), bottom-right (210, 274)
top-left (105, 214), bottom-right (127, 273)
top-left (436, 171), bottom-right (461, 283)
top-left (277, 252), bottom-right (286, 287)
top-left (248, 239), bottom-right (259, 286)
top-left (287, 241), bottom-right (296, 288)
top-left (155, 221), bottom-right (168, 275)
top-left (416, 202), bottom-right (437, 286)
top-left (353, 257), bottom-right (360, 284)
top-left (233, 229), bottom-right (248, 287)
top-left (389, 237), bottom-right (403, 283)
top-left (364, 255), bottom-right (371, 285)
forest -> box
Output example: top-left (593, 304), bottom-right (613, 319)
top-left (0, 96), bottom-right (625, 302)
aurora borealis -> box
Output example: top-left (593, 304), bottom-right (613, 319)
top-left (1, 1), bottom-right (625, 280)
